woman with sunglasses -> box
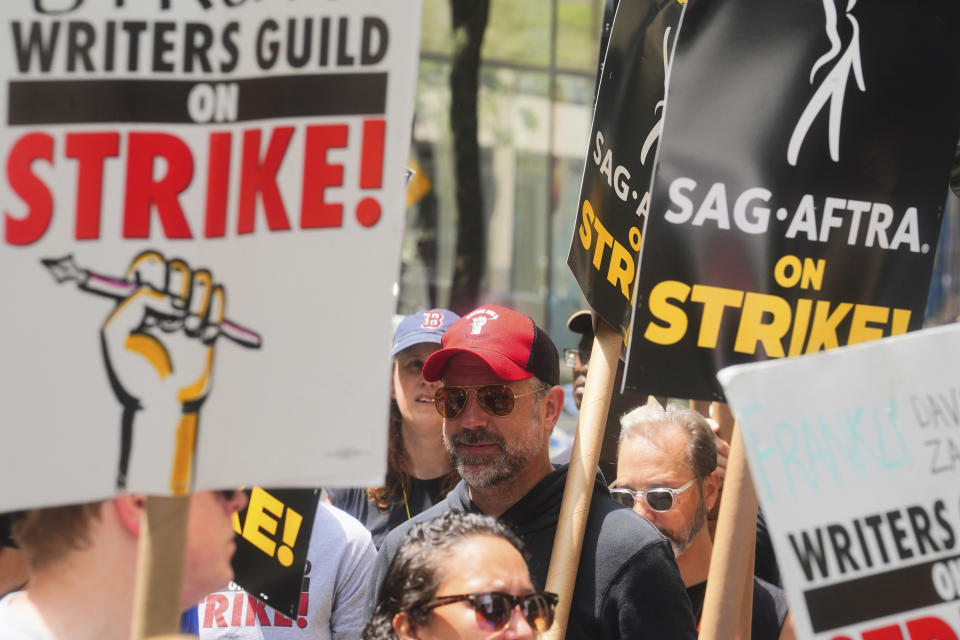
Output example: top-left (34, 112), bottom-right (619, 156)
top-left (363, 510), bottom-right (557, 640)
top-left (329, 309), bottom-right (461, 548)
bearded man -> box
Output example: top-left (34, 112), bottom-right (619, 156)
top-left (364, 304), bottom-right (696, 640)
top-left (614, 403), bottom-right (795, 639)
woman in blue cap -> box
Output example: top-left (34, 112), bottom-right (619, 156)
top-left (329, 309), bottom-right (460, 548)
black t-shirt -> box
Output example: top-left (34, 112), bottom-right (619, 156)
top-left (755, 506), bottom-right (783, 587)
top-left (686, 576), bottom-right (788, 639)
top-left (328, 476), bottom-right (445, 549)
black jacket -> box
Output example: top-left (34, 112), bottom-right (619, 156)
top-left (365, 466), bottom-right (698, 640)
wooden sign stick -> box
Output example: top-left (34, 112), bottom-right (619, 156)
top-left (713, 402), bottom-right (735, 446)
top-left (698, 421), bottom-right (758, 640)
top-left (691, 400), bottom-right (711, 417)
top-left (542, 318), bottom-right (621, 640)
top-left (130, 495), bottom-right (192, 640)
top-left (738, 544), bottom-right (756, 636)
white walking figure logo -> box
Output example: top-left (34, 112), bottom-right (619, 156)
top-left (640, 26), bottom-right (674, 165)
top-left (787, 0), bottom-right (865, 167)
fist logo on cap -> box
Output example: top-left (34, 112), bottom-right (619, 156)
top-left (471, 316), bottom-right (487, 335)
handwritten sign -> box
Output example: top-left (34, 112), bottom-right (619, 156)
top-left (718, 323), bottom-right (960, 639)
top-left (0, 0), bottom-right (422, 510)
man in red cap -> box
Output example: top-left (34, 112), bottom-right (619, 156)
top-left (364, 304), bottom-right (697, 639)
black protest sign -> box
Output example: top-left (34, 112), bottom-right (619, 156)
top-left (623, 0), bottom-right (960, 400)
top-left (230, 487), bottom-right (319, 619)
top-left (567, 0), bottom-right (686, 336)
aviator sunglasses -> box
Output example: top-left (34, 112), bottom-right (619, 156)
top-left (420, 591), bottom-right (559, 632)
top-left (434, 384), bottom-right (545, 419)
top-left (610, 477), bottom-right (699, 512)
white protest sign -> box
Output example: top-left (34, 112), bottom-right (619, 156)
top-left (0, 0), bottom-right (422, 511)
top-left (718, 324), bottom-right (960, 640)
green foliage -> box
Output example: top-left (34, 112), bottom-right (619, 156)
top-left (481, 0), bottom-right (551, 66)
top-left (421, 0), bottom-right (453, 55)
top-left (421, 0), bottom-right (601, 71)
top-left (557, 0), bottom-right (601, 70)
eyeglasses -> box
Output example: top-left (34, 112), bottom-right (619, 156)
top-left (563, 348), bottom-right (589, 367)
top-left (610, 478), bottom-right (699, 512)
top-left (434, 384), bottom-right (545, 418)
top-left (420, 591), bottom-right (558, 632)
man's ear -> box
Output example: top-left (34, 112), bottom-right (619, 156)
top-left (703, 472), bottom-right (721, 511)
top-left (540, 385), bottom-right (565, 431)
top-left (393, 612), bottom-right (418, 640)
top-left (112, 494), bottom-right (145, 537)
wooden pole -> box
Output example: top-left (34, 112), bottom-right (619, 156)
top-left (542, 319), bottom-right (621, 640)
top-left (698, 422), bottom-right (757, 640)
top-left (738, 545), bottom-right (756, 637)
top-left (130, 496), bottom-right (191, 640)
top-left (712, 402), bottom-right (735, 447)
top-left (690, 399), bottom-right (711, 417)
top-left (705, 401), bottom-right (733, 539)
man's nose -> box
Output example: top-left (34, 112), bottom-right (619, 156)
top-left (507, 605), bottom-right (536, 639)
top-left (634, 500), bottom-right (657, 523)
top-left (456, 389), bottom-right (492, 423)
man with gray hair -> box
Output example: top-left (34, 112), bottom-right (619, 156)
top-left (614, 403), bottom-right (794, 639)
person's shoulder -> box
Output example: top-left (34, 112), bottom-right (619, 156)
top-left (753, 576), bottom-right (790, 626)
top-left (317, 501), bottom-right (375, 548)
top-left (587, 492), bottom-right (668, 552)
top-left (319, 501), bottom-right (371, 535)
top-left (396, 498), bottom-right (453, 533)
top-left (327, 486), bottom-right (368, 511)
top-left (753, 576), bottom-right (786, 603)
top-left (378, 499), bottom-right (453, 555)
top-left (0, 592), bottom-right (54, 640)
top-left (581, 493), bottom-right (677, 597)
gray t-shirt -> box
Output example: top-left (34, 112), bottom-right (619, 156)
top-left (0, 593), bottom-right (56, 640)
top-left (198, 503), bottom-right (376, 640)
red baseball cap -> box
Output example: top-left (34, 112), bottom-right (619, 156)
top-left (422, 304), bottom-right (560, 386)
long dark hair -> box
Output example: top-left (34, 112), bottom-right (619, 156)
top-left (363, 511), bottom-right (526, 640)
top-left (365, 393), bottom-right (458, 512)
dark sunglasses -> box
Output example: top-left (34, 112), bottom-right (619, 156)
top-left (434, 384), bottom-right (545, 418)
top-left (610, 478), bottom-right (698, 512)
top-left (420, 591), bottom-right (558, 631)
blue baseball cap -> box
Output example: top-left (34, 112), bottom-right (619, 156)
top-left (391, 309), bottom-right (461, 357)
